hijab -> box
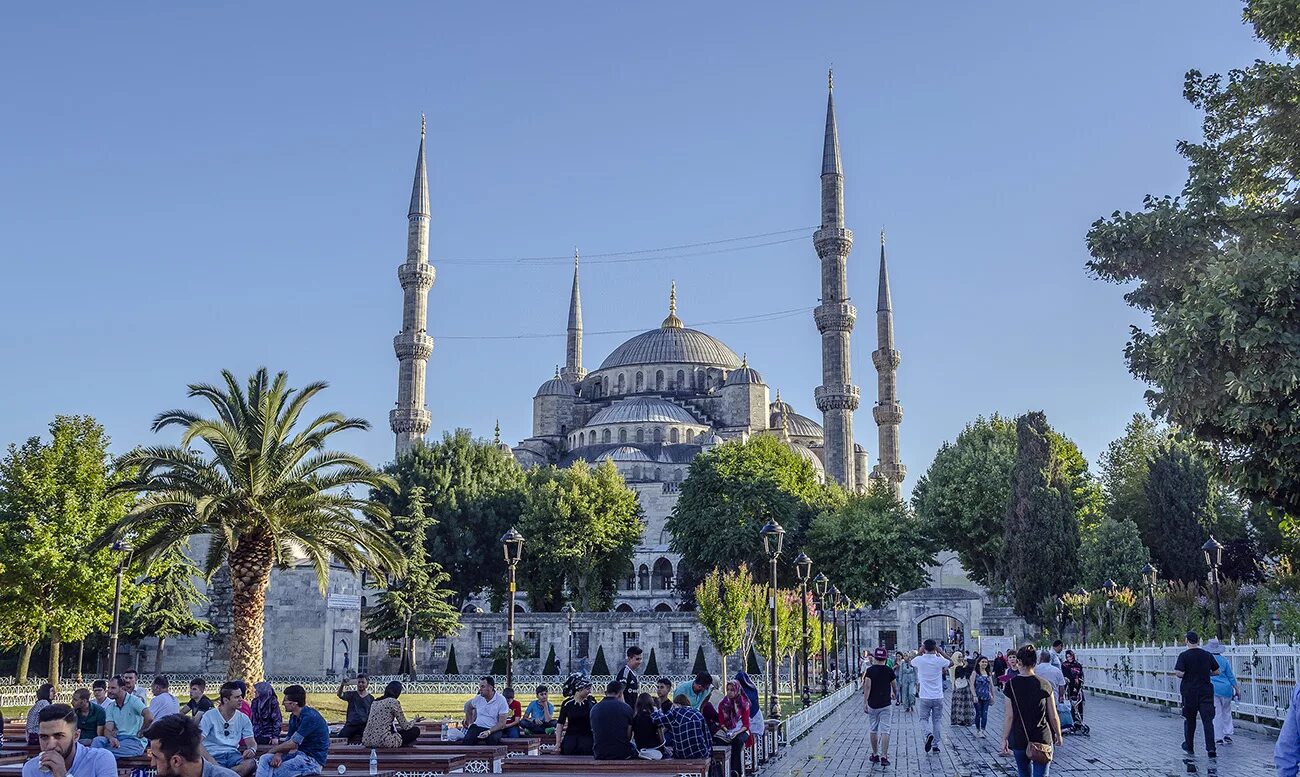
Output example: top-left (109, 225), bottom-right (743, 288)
top-left (734, 671), bottom-right (759, 715)
top-left (252, 681), bottom-right (278, 718)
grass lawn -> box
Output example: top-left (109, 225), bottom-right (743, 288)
top-left (306, 693), bottom-right (471, 722)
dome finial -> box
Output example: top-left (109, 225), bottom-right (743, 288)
top-left (775, 388), bottom-right (782, 404)
top-left (421, 112), bottom-right (426, 138)
top-left (661, 280), bottom-right (683, 329)
top-left (742, 353), bottom-right (748, 368)
top-left (828, 66), bottom-right (833, 91)
top-left (554, 365), bottom-right (561, 378)
top-left (494, 419), bottom-right (502, 445)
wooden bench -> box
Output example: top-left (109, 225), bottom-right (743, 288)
top-left (325, 750), bottom-right (473, 775)
top-left (330, 744), bottom-right (507, 773)
top-left (500, 754), bottom-right (713, 776)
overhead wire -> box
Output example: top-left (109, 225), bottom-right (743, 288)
top-left (439, 226), bottom-right (815, 265)
top-left (436, 306), bottom-right (814, 341)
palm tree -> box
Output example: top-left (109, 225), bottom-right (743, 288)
top-left (100, 368), bottom-right (402, 682)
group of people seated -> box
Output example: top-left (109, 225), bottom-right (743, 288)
top-left (335, 674), bottom-right (426, 748)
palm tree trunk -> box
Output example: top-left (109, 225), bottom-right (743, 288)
top-left (17, 642), bottom-right (35, 684)
top-left (228, 537), bottom-right (274, 683)
top-left (48, 630), bottom-right (62, 689)
top-left (155, 637), bottom-right (167, 674)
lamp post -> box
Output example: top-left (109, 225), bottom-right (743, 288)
top-left (850, 609), bottom-right (862, 679)
top-left (1074, 587), bottom-right (1089, 645)
top-left (561, 603), bottom-right (575, 674)
top-left (828, 585), bottom-right (842, 688)
top-left (1141, 562), bottom-right (1159, 641)
top-left (1102, 579), bottom-right (1118, 639)
top-left (107, 541), bottom-right (133, 677)
top-left (500, 527), bottom-right (524, 690)
top-left (794, 553), bottom-right (812, 708)
top-left (1055, 596), bottom-right (1065, 640)
top-left (813, 573), bottom-right (829, 697)
top-left (1203, 536), bottom-right (1225, 641)
top-left (760, 519), bottom-right (785, 720)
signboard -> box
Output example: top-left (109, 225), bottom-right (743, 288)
top-left (327, 593), bottom-right (362, 611)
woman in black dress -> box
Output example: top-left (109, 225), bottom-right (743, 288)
top-left (1000, 645), bottom-right (1063, 777)
top-left (557, 674), bottom-right (596, 755)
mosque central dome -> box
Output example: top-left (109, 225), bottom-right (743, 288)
top-left (599, 326), bottom-right (743, 371)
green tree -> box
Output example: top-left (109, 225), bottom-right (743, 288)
top-left (1098, 414), bottom-right (1166, 536)
top-left (1000, 412), bottom-right (1082, 620)
top-left (516, 461), bottom-right (643, 611)
top-left (1086, 3), bottom-right (1300, 521)
top-left (694, 565), bottom-right (754, 681)
top-left (691, 646), bottom-right (708, 676)
top-left (1145, 444), bottom-right (1212, 583)
top-left (1078, 516), bottom-right (1151, 590)
top-left (377, 430), bottom-right (525, 607)
top-left (911, 415), bottom-right (1018, 588)
top-left (668, 435), bottom-right (844, 597)
top-left (444, 643), bottom-right (459, 675)
top-left (543, 644), bottom-right (559, 676)
top-left (0, 415), bottom-right (134, 685)
top-left (591, 645), bottom-right (610, 676)
top-left (100, 369), bottom-right (402, 682)
top-left (364, 488), bottom-right (461, 677)
top-left (808, 484), bottom-right (934, 607)
top-left (125, 544), bottom-right (212, 674)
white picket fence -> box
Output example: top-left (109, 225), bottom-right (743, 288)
top-left (779, 681), bottom-right (857, 744)
top-left (1073, 640), bottom-right (1300, 723)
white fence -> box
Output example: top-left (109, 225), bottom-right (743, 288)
top-left (779, 681), bottom-right (857, 744)
top-left (1074, 640), bottom-right (1300, 724)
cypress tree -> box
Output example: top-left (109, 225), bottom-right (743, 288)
top-left (746, 646), bottom-right (761, 674)
top-left (444, 644), bottom-right (459, 675)
top-left (691, 646), bottom-right (708, 676)
top-left (591, 646), bottom-right (610, 676)
top-left (490, 652), bottom-right (507, 676)
top-left (542, 645), bottom-right (558, 676)
top-left (1145, 444), bottom-right (1211, 583)
top-left (644, 647), bottom-right (659, 676)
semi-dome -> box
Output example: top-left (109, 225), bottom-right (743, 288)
top-left (599, 446), bottom-right (654, 462)
top-left (599, 327), bottom-right (742, 371)
top-left (770, 409), bottom-right (824, 439)
top-left (587, 397), bottom-right (702, 426)
top-left (789, 442), bottom-right (826, 477)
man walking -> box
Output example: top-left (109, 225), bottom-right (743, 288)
top-left (335, 675), bottom-right (372, 745)
top-left (862, 648), bottom-right (898, 767)
top-left (912, 639), bottom-right (953, 754)
top-left (254, 686), bottom-right (329, 777)
top-left (1036, 651), bottom-right (1066, 702)
top-left (1175, 631), bottom-right (1220, 758)
top-left (616, 648), bottom-right (643, 708)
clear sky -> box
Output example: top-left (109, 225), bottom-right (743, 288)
top-left (0, 2), bottom-right (1272, 495)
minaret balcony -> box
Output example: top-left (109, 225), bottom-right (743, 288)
top-left (813, 226), bottom-right (854, 257)
top-left (397, 262), bottom-right (436, 290)
top-left (814, 384), bottom-right (861, 412)
top-left (814, 302), bottom-right (857, 334)
top-left (393, 332), bottom-right (434, 361)
top-left (871, 348), bottom-right (901, 369)
top-left (872, 402), bottom-right (904, 425)
top-left (871, 462), bottom-right (908, 482)
top-left (389, 407), bottom-right (431, 434)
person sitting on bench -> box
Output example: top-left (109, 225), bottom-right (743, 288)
top-left (463, 677), bottom-right (510, 746)
top-left (590, 682), bottom-right (635, 760)
top-left (520, 687), bottom-right (555, 736)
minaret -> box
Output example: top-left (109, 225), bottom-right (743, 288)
top-left (872, 230), bottom-right (905, 496)
top-left (812, 70), bottom-right (860, 491)
top-left (390, 116), bottom-right (435, 457)
top-left (561, 250), bottom-right (586, 383)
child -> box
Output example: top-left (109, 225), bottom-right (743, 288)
top-left (520, 686), bottom-right (556, 735)
top-left (501, 688), bottom-right (523, 738)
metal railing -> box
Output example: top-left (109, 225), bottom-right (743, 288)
top-left (778, 681), bottom-right (857, 745)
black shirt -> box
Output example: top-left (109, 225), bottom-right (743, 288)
top-left (558, 696), bottom-right (595, 737)
top-left (185, 696), bottom-right (214, 716)
top-left (616, 665), bottom-right (640, 708)
top-left (1003, 675), bottom-right (1053, 750)
top-left (1175, 647), bottom-right (1218, 695)
top-left (589, 697), bottom-right (634, 760)
top-left (338, 690), bottom-right (373, 725)
top-left (631, 710), bottom-right (662, 750)
top-left (863, 664), bottom-right (896, 709)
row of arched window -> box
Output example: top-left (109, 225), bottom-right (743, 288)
top-left (571, 426), bottom-right (699, 448)
top-left (621, 557), bottom-right (674, 591)
top-left (587, 367), bottom-right (726, 399)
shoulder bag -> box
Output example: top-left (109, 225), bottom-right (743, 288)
top-left (1008, 679), bottom-right (1053, 765)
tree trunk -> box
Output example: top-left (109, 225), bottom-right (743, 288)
top-left (48, 630), bottom-right (62, 689)
top-left (17, 642), bottom-right (35, 684)
top-left (155, 637), bottom-right (167, 675)
top-left (228, 536), bottom-right (275, 683)
top-left (720, 654), bottom-right (728, 684)
top-left (408, 636), bottom-right (418, 679)
top-left (76, 640), bottom-right (85, 681)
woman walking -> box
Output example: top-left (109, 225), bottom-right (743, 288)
top-left (26, 684), bottom-right (54, 745)
top-left (950, 652), bottom-right (975, 727)
top-left (896, 653), bottom-right (918, 712)
top-left (993, 651), bottom-right (1009, 690)
top-left (973, 656), bottom-right (994, 737)
top-left (1060, 649), bottom-right (1086, 730)
top-left (363, 681), bottom-right (423, 748)
top-left (249, 682), bottom-right (282, 745)
top-left (1000, 644), bottom-right (1063, 777)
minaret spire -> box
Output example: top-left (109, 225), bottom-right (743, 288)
top-left (391, 117), bottom-right (436, 457)
top-left (662, 280), bottom-right (683, 329)
top-left (562, 249), bottom-right (586, 383)
top-left (871, 230), bottom-right (905, 497)
top-left (812, 71), bottom-right (860, 490)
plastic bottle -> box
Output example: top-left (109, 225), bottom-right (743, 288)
top-left (368, 749), bottom-right (377, 776)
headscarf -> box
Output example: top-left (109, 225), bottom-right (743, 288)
top-left (252, 681), bottom-right (277, 718)
top-left (734, 671), bottom-right (759, 715)
top-left (561, 673), bottom-right (592, 698)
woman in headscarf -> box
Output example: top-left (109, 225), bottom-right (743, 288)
top-left (250, 681), bottom-right (282, 745)
top-left (895, 653), bottom-right (918, 713)
top-left (734, 671), bottom-right (763, 735)
top-left (716, 680), bottom-right (751, 777)
top-left (556, 674), bottom-right (595, 755)
top-left (949, 651), bottom-right (976, 727)
top-left (1060, 649), bottom-right (1086, 729)
top-left (363, 681), bottom-right (423, 748)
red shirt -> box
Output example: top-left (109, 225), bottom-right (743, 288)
top-left (506, 699), bottom-right (522, 725)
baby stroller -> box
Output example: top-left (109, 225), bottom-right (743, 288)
top-left (1061, 685), bottom-right (1090, 737)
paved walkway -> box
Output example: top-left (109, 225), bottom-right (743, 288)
top-left (762, 690), bottom-right (1279, 776)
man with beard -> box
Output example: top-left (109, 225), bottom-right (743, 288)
top-left (144, 714), bottom-right (238, 777)
top-left (22, 704), bottom-right (116, 777)
top-left (91, 675), bottom-right (154, 758)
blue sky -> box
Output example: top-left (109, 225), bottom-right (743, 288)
top-left (0, 2), bottom-right (1270, 495)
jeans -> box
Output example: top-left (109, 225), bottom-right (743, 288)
top-left (465, 725), bottom-right (502, 745)
top-left (1012, 748), bottom-right (1050, 777)
top-left (255, 752), bottom-right (321, 777)
top-left (1182, 688), bottom-right (1215, 753)
top-left (90, 735), bottom-right (146, 757)
top-left (1213, 695), bottom-right (1234, 740)
top-left (917, 698), bottom-right (944, 744)
top-left (714, 731), bottom-right (748, 777)
top-left (973, 699), bottom-right (990, 731)
top-left (213, 750), bottom-right (246, 768)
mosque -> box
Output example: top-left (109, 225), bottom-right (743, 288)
top-left (390, 75), bottom-right (907, 612)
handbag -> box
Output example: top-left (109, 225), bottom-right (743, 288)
top-left (1008, 679), bottom-right (1053, 765)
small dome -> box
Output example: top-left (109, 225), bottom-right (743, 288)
top-left (699, 433), bottom-right (725, 447)
top-left (769, 397), bottom-right (794, 415)
top-left (588, 397), bottom-right (702, 426)
top-left (770, 409), bottom-right (824, 439)
top-left (599, 446), bottom-right (654, 462)
top-left (789, 443), bottom-right (825, 478)
top-left (724, 356), bottom-right (764, 386)
top-left (535, 373), bottom-right (575, 397)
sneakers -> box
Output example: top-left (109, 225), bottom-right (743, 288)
top-left (1223, 736), bottom-right (1233, 744)
top-left (1181, 742), bottom-right (1194, 756)
top-left (881, 756), bottom-right (890, 766)
top-left (932, 746), bottom-right (942, 753)
top-left (924, 734), bottom-right (933, 752)
top-left (869, 754), bottom-right (879, 763)
top-left (1208, 750), bottom-right (1218, 759)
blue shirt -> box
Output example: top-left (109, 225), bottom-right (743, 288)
top-left (103, 694), bottom-right (147, 737)
top-left (23, 743), bottom-right (117, 777)
top-left (1211, 655), bottom-right (1237, 698)
top-left (524, 700), bottom-right (554, 722)
top-left (672, 682), bottom-right (709, 711)
top-left (651, 707), bottom-right (710, 760)
top-left (1277, 684), bottom-right (1300, 777)
top-left (287, 706), bottom-right (329, 766)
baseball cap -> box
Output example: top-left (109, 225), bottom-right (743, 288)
top-left (873, 648), bottom-right (888, 660)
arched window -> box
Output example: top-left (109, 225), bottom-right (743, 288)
top-left (603, 376), bottom-right (610, 395)
top-left (687, 429), bottom-right (695, 441)
top-left (653, 558), bottom-right (673, 590)
top-left (616, 374), bottom-right (625, 393)
top-left (602, 429), bottom-right (611, 443)
top-left (656, 370), bottom-right (664, 390)
top-left (577, 432), bottom-right (584, 446)
top-left (632, 465), bottom-right (641, 480)
top-left (669, 428), bottom-right (679, 443)
top-left (635, 372), bottom-right (644, 391)
top-left (654, 603), bottom-right (673, 613)
top-left (653, 427), bottom-right (663, 443)
top-left (636, 428), bottom-right (645, 443)
top-left (674, 469), bottom-right (683, 482)
top-left (638, 565), bottom-right (650, 591)
top-left (676, 370), bottom-right (685, 389)
top-left (616, 603), bottom-right (634, 613)
top-left (619, 429), bottom-right (627, 443)
top-left (654, 467), bottom-right (662, 480)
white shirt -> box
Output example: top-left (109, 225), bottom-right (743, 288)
top-left (149, 691), bottom-right (181, 718)
top-left (199, 709), bottom-right (254, 756)
top-left (912, 653), bottom-right (953, 700)
top-left (468, 692), bottom-right (510, 726)
top-left (1037, 662), bottom-right (1065, 695)
top-left (23, 743), bottom-right (117, 777)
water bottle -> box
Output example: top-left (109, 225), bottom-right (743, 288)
top-left (368, 748), bottom-right (377, 776)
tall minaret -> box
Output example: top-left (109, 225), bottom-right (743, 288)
top-left (390, 116), bottom-right (435, 457)
top-left (561, 250), bottom-right (586, 383)
top-left (812, 70), bottom-right (860, 491)
top-left (872, 230), bottom-right (906, 496)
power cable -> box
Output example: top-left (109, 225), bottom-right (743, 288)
top-left (439, 227), bottom-right (815, 265)
top-left (436, 306), bottom-right (814, 341)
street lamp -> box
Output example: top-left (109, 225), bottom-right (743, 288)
top-left (850, 609), bottom-right (862, 679)
top-left (1141, 562), bottom-right (1159, 641)
top-left (793, 553), bottom-right (813, 708)
top-left (760, 519), bottom-right (785, 720)
top-left (1203, 536), bottom-right (1225, 640)
top-left (1074, 587), bottom-right (1089, 645)
top-left (108, 541), bottom-right (133, 677)
top-left (813, 572), bottom-right (829, 697)
top-left (1102, 579), bottom-right (1118, 639)
top-left (500, 527), bottom-right (525, 689)
top-left (828, 585), bottom-right (842, 688)
top-left (561, 603), bottom-right (575, 674)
